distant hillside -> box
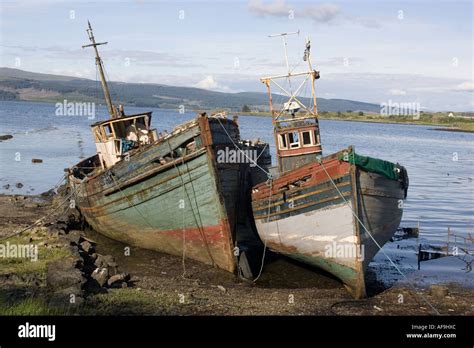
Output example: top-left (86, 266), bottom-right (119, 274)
top-left (0, 68), bottom-right (381, 113)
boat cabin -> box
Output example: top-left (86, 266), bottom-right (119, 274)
top-left (91, 112), bottom-right (158, 169)
top-left (275, 120), bottom-right (322, 172)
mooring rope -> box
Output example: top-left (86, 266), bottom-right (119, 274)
top-left (214, 117), bottom-right (276, 281)
top-left (252, 174), bottom-right (273, 282)
top-left (0, 176), bottom-right (75, 242)
top-left (214, 117), bottom-right (271, 176)
top-left (317, 157), bottom-right (441, 315)
top-left (165, 139), bottom-right (216, 270)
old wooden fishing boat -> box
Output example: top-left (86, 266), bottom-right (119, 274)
top-left (251, 33), bottom-right (409, 298)
top-left (67, 22), bottom-right (270, 275)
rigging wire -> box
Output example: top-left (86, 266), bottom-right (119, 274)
top-left (317, 157), bottom-right (441, 315)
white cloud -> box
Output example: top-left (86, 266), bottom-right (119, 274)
top-left (248, 1), bottom-right (380, 28)
top-left (453, 81), bottom-right (474, 92)
top-left (304, 3), bottom-right (341, 23)
top-left (349, 16), bottom-right (382, 29)
top-left (248, 0), bottom-right (290, 17)
top-left (194, 75), bottom-right (232, 92)
top-left (389, 89), bottom-right (407, 96)
top-left (248, 0), bottom-right (341, 23)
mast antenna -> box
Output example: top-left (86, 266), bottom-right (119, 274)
top-left (82, 20), bottom-right (117, 118)
top-left (268, 30), bottom-right (300, 75)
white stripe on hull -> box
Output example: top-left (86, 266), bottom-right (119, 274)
top-left (255, 202), bottom-right (359, 269)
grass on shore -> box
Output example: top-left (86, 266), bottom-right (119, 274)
top-left (0, 228), bottom-right (70, 278)
top-left (240, 111), bottom-right (474, 132)
top-left (0, 296), bottom-right (62, 315)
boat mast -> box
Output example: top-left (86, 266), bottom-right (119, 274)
top-left (82, 21), bottom-right (117, 118)
top-left (261, 31), bottom-right (322, 172)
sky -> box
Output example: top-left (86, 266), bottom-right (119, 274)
top-left (0, 0), bottom-right (473, 111)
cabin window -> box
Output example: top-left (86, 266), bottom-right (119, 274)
top-left (313, 130), bottom-right (320, 145)
top-left (104, 124), bottom-right (114, 138)
top-left (279, 134), bottom-right (288, 149)
top-left (302, 131), bottom-right (312, 146)
top-left (288, 131), bottom-right (300, 149)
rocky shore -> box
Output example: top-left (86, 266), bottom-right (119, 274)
top-left (0, 192), bottom-right (472, 315)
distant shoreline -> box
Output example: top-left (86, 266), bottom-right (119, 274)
top-left (239, 111), bottom-right (474, 133)
top-left (1, 100), bottom-right (473, 133)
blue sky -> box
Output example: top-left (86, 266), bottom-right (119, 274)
top-left (0, 0), bottom-right (472, 111)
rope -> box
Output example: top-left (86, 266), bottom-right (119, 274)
top-left (252, 174), bottom-right (273, 282)
top-left (0, 177), bottom-right (75, 242)
top-left (165, 139), bottom-right (215, 269)
top-left (317, 157), bottom-right (441, 315)
top-left (215, 117), bottom-right (271, 176)
top-left (108, 173), bottom-right (158, 231)
top-left (214, 117), bottom-right (275, 281)
top-left (181, 181), bottom-right (186, 278)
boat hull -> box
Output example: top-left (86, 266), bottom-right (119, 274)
top-left (69, 116), bottom-right (270, 273)
top-left (252, 149), bottom-right (407, 298)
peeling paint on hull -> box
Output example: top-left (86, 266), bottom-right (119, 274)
top-left (252, 150), bottom-right (406, 298)
top-left (69, 117), bottom-right (270, 274)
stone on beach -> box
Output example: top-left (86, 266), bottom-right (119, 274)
top-left (91, 267), bottom-right (109, 288)
top-left (46, 257), bottom-right (86, 292)
top-left (107, 273), bottom-right (130, 288)
top-left (80, 240), bottom-right (94, 253)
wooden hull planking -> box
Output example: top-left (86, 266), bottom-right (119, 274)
top-left (252, 151), bottom-right (405, 298)
top-left (69, 117), bottom-right (269, 273)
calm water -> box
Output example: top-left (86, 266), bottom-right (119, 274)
top-left (1, 101), bottom-right (473, 248)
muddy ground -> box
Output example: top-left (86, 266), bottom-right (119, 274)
top-left (0, 193), bottom-right (472, 316)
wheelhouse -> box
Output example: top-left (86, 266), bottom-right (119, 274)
top-left (91, 112), bottom-right (158, 169)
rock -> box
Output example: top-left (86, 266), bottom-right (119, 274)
top-left (94, 254), bottom-right (108, 268)
top-left (52, 221), bottom-right (68, 232)
top-left (15, 183), bottom-right (23, 188)
top-left (67, 245), bottom-right (83, 268)
top-left (429, 285), bottom-right (449, 298)
top-left (94, 254), bottom-right (117, 269)
top-left (31, 158), bottom-right (43, 163)
top-left (217, 285), bottom-right (226, 293)
top-left (107, 273), bottom-right (130, 288)
top-left (103, 254), bottom-right (115, 265)
top-left (80, 240), bottom-right (94, 253)
top-left (0, 135), bottom-right (13, 141)
top-left (48, 286), bottom-right (84, 309)
top-left (66, 230), bottom-right (83, 245)
top-left (46, 227), bottom-right (61, 238)
top-left (46, 257), bottom-right (86, 292)
top-left (91, 267), bottom-right (109, 287)
top-left (80, 235), bottom-right (97, 244)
